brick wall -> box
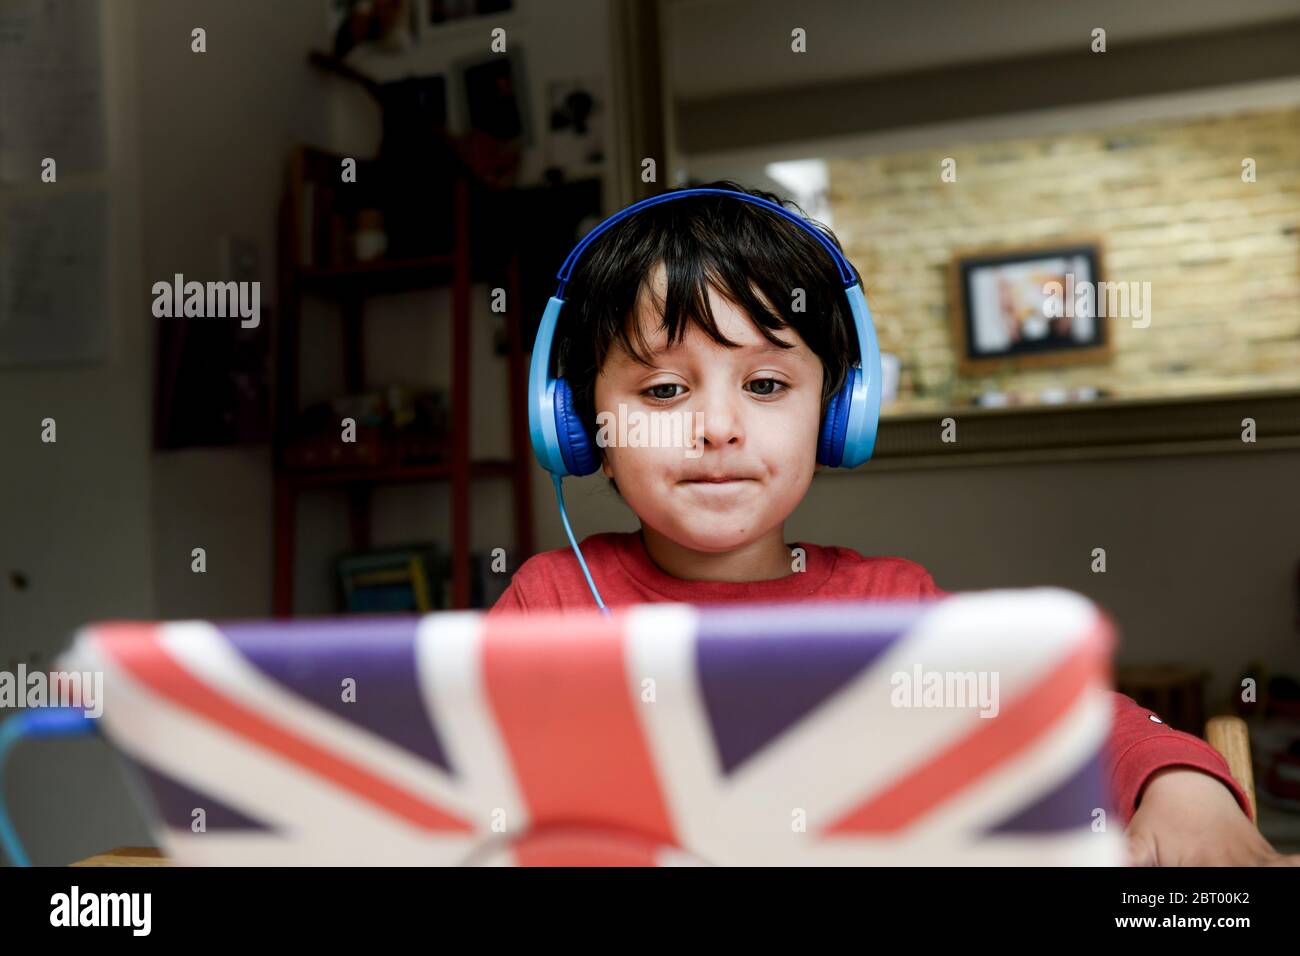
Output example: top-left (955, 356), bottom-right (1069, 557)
top-left (827, 106), bottom-right (1300, 412)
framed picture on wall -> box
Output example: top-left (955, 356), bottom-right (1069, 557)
top-left (949, 240), bottom-right (1112, 373)
top-left (328, 0), bottom-right (416, 57)
top-left (454, 48), bottom-right (531, 145)
top-left (428, 0), bottom-right (513, 27)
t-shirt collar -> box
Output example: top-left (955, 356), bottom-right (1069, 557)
top-left (612, 528), bottom-right (836, 601)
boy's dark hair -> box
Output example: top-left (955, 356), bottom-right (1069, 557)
top-left (556, 180), bottom-right (858, 494)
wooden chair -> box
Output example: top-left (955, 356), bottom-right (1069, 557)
top-left (1116, 668), bottom-right (1258, 827)
top-left (1205, 715), bottom-right (1257, 826)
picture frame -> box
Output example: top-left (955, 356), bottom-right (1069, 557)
top-left (452, 46), bottom-right (532, 147)
top-left (948, 240), bottom-right (1112, 374)
top-left (327, 0), bottom-right (417, 58)
top-left (428, 0), bottom-right (513, 27)
top-left (154, 305), bottom-right (271, 450)
top-left (545, 77), bottom-right (605, 173)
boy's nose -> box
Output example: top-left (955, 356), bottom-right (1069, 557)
top-left (692, 391), bottom-right (744, 450)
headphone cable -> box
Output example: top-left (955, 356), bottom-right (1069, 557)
top-left (0, 707), bottom-right (99, 867)
top-left (550, 474), bottom-right (611, 616)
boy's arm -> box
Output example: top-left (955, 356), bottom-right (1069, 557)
top-left (1106, 692), bottom-right (1251, 826)
top-left (1125, 766), bottom-right (1294, 866)
top-left (485, 550), bottom-right (596, 615)
top-left (486, 554), bottom-right (568, 615)
top-left (1112, 693), bottom-right (1296, 865)
top-left (918, 572), bottom-right (1283, 862)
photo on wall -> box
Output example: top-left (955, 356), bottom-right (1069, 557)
top-left (545, 78), bottom-right (605, 174)
top-left (429, 0), bottom-right (513, 27)
top-left (328, 0), bottom-right (416, 57)
top-left (949, 241), bottom-right (1111, 373)
top-left (457, 49), bottom-right (530, 144)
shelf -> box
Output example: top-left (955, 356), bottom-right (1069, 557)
top-left (296, 255), bottom-right (458, 296)
top-left (296, 252), bottom-right (516, 298)
top-left (276, 160), bottom-right (535, 614)
top-left (276, 458), bottom-right (517, 488)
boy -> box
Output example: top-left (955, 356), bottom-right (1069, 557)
top-left (490, 182), bottom-right (1294, 866)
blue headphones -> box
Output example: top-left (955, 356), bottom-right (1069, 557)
top-left (526, 187), bottom-right (883, 612)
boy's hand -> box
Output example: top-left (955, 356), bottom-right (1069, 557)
top-left (1126, 768), bottom-right (1299, 866)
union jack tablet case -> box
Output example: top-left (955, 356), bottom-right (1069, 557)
top-left (62, 588), bottom-right (1123, 866)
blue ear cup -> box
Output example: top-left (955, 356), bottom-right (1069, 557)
top-left (817, 365), bottom-right (858, 468)
top-left (833, 282), bottom-right (882, 469)
top-left (553, 377), bottom-right (600, 477)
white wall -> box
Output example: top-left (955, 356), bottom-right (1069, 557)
top-left (2, 0), bottom-right (334, 865)
top-left (665, 0), bottom-right (1300, 99)
top-left (146, 0), bottom-right (332, 621)
top-left (801, 449), bottom-right (1300, 706)
top-left (0, 0), bottom-right (156, 866)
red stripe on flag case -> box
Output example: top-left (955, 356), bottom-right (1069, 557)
top-left (93, 624), bottom-right (474, 833)
top-left (823, 622), bottom-right (1108, 835)
top-left (482, 610), bottom-right (677, 846)
top-left (511, 828), bottom-right (664, 867)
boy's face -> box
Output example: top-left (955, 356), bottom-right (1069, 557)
top-left (594, 263), bottom-right (825, 554)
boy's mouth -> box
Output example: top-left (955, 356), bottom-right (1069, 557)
top-left (679, 475), bottom-right (755, 485)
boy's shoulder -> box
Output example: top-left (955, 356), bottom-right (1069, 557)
top-left (495, 532), bottom-right (633, 611)
top-left (513, 531), bottom-right (628, 577)
top-left (809, 542), bottom-right (945, 599)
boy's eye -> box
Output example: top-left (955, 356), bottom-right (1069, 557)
top-left (747, 378), bottom-right (787, 397)
top-left (643, 383), bottom-right (683, 401)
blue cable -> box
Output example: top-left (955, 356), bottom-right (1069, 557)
top-left (551, 473), bottom-right (612, 616)
top-left (0, 707), bottom-right (98, 867)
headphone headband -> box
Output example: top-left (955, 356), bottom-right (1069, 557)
top-left (555, 187), bottom-right (858, 295)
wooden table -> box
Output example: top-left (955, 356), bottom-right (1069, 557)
top-left (70, 846), bottom-right (169, 867)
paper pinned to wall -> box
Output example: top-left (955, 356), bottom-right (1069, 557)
top-left (0, 188), bottom-right (109, 367)
top-left (0, 0), bottom-right (106, 183)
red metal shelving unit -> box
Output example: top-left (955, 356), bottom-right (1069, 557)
top-left (272, 145), bottom-right (534, 616)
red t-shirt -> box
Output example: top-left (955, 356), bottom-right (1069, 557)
top-left (490, 530), bottom-right (1252, 826)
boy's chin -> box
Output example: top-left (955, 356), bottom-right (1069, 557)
top-left (653, 517), bottom-right (773, 554)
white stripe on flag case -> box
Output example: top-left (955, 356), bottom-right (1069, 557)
top-left (67, 631), bottom-right (441, 857)
top-left (158, 622), bottom-right (471, 821)
top-left (416, 611), bottom-right (531, 843)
